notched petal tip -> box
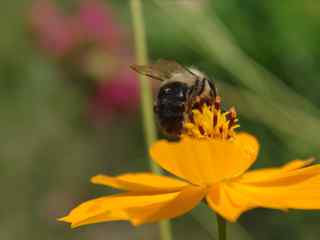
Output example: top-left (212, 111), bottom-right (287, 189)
top-left (91, 174), bottom-right (108, 184)
top-left (57, 216), bottom-right (69, 222)
top-left (90, 174), bottom-right (125, 190)
top-left (70, 223), bottom-right (80, 229)
top-left (58, 215), bottom-right (80, 229)
top-left (282, 158), bottom-right (315, 171)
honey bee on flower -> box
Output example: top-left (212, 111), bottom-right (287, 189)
top-left (131, 60), bottom-right (218, 136)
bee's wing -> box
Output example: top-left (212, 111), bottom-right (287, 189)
top-left (131, 60), bottom-right (197, 82)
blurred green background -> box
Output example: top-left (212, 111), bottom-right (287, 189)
top-left (1, 0), bottom-right (320, 239)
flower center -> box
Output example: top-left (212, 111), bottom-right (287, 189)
top-left (183, 96), bottom-right (239, 140)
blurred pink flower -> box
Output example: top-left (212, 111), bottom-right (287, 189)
top-left (89, 69), bottom-right (139, 120)
top-left (75, 0), bottom-right (123, 49)
top-left (30, 0), bottom-right (77, 57)
top-left (30, 0), bottom-right (140, 121)
top-left (30, 0), bottom-right (125, 56)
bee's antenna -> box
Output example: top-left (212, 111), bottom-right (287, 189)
top-left (130, 64), bottom-right (164, 82)
top-left (129, 64), bottom-right (143, 73)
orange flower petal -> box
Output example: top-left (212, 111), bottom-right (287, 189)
top-left (59, 185), bottom-right (206, 228)
top-left (127, 185), bottom-right (207, 225)
top-left (281, 159), bottom-right (314, 171)
top-left (207, 161), bottom-right (320, 222)
top-left (237, 159), bottom-right (315, 184)
top-left (237, 160), bottom-right (320, 186)
top-left (228, 133), bottom-right (260, 177)
top-left (230, 181), bottom-right (320, 210)
top-left (225, 162), bottom-right (320, 215)
top-left (59, 192), bottom-right (180, 228)
top-left (64, 210), bottom-right (129, 228)
top-left (150, 132), bottom-right (259, 185)
top-left (206, 183), bottom-right (257, 222)
top-left (91, 173), bottom-right (188, 193)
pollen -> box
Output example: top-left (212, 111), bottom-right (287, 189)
top-left (183, 96), bottom-right (239, 140)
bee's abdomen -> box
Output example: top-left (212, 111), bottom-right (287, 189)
top-left (155, 82), bottom-right (188, 135)
top-left (157, 102), bottom-right (185, 134)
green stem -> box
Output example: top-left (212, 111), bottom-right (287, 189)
top-left (129, 1), bottom-right (173, 240)
top-left (216, 214), bottom-right (227, 240)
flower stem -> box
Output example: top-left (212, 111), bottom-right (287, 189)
top-left (216, 214), bottom-right (227, 240)
top-left (129, 1), bottom-right (173, 240)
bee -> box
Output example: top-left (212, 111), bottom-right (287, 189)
top-left (131, 60), bottom-right (217, 136)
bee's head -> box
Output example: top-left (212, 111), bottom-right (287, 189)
top-left (158, 82), bottom-right (189, 103)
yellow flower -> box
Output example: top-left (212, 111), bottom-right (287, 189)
top-left (60, 101), bottom-right (320, 228)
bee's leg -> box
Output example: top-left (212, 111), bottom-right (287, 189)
top-left (189, 79), bottom-right (207, 107)
top-left (187, 79), bottom-right (205, 111)
top-left (185, 85), bottom-right (195, 113)
top-left (208, 80), bottom-right (217, 99)
top-left (194, 79), bottom-right (206, 97)
top-left (188, 79), bottom-right (204, 103)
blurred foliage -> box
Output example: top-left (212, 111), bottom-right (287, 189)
top-left (1, 0), bottom-right (320, 239)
